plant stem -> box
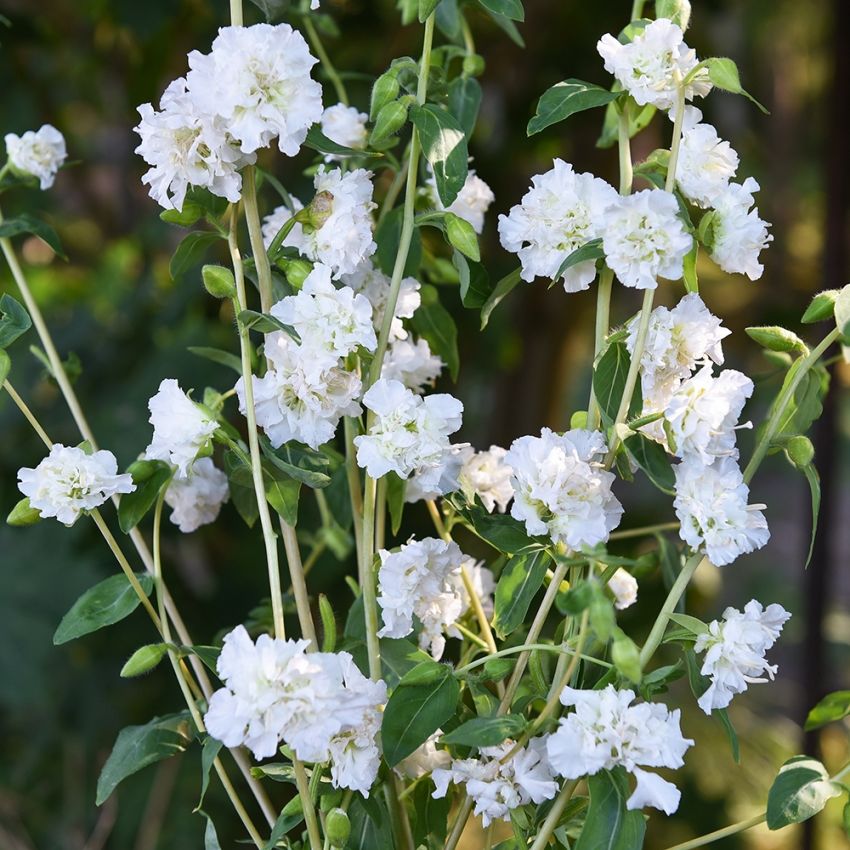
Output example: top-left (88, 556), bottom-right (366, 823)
top-left (528, 780), bottom-right (579, 850)
top-left (229, 0), bottom-right (243, 25)
top-left (663, 814), bottom-right (766, 850)
top-left (359, 475), bottom-right (382, 680)
top-left (609, 521), bottom-right (679, 540)
top-left (302, 12), bottom-right (349, 106)
top-left (279, 515), bottom-right (318, 648)
top-left (3, 380), bottom-right (52, 446)
top-left (456, 642), bottom-right (612, 676)
top-left (375, 476), bottom-right (387, 550)
top-left (343, 415), bottom-right (364, 553)
top-left (443, 798), bottom-right (474, 850)
top-left (630, 0), bottom-right (646, 19)
top-left (292, 760), bottom-right (324, 850)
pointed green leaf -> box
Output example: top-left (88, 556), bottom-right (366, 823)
top-left (410, 284), bottom-right (459, 380)
top-left (706, 57), bottom-right (768, 113)
top-left (493, 549), bottom-right (551, 637)
top-left (118, 463), bottom-right (172, 533)
top-left (441, 715), bottom-right (526, 747)
top-left (477, 0), bottom-right (524, 22)
top-left (805, 690), bottom-right (850, 731)
top-left (410, 103), bottom-right (468, 207)
top-left (528, 79), bottom-right (620, 136)
top-left (170, 231), bottom-right (222, 279)
top-left (0, 213), bottom-right (66, 258)
top-left (766, 756), bottom-right (843, 829)
top-left (0, 294), bottom-right (32, 349)
top-left (480, 266), bottom-right (522, 329)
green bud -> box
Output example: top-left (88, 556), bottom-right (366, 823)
top-left (370, 71), bottom-right (400, 121)
top-left (281, 794), bottom-right (303, 818)
top-left (127, 459), bottom-right (160, 483)
top-left (801, 289), bottom-right (839, 324)
top-left (325, 808), bottom-right (351, 847)
top-left (786, 435), bottom-right (815, 469)
top-left (296, 191), bottom-right (335, 231)
top-left (202, 264), bottom-right (237, 299)
top-left (611, 628), bottom-right (642, 684)
top-left (318, 594), bottom-right (337, 653)
top-left (319, 789), bottom-right (343, 812)
top-left (160, 202), bottom-right (205, 228)
top-left (120, 643), bottom-right (170, 677)
top-left (745, 325), bottom-right (808, 355)
top-left (570, 410), bottom-right (588, 430)
top-left (462, 54), bottom-right (486, 77)
top-left (370, 99), bottom-right (410, 145)
top-left (589, 591), bottom-right (616, 643)
top-left (7, 496), bottom-right (42, 527)
top-left (281, 258), bottom-right (313, 290)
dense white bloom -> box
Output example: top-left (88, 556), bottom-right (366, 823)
top-left (186, 24), bottom-right (323, 156)
top-left (458, 445), bottom-right (513, 513)
top-left (135, 79), bottom-right (251, 210)
top-left (285, 167), bottom-right (377, 277)
top-left (340, 261), bottom-right (421, 342)
top-left (261, 199), bottom-right (306, 252)
top-left (597, 19), bottom-right (711, 110)
top-left (609, 568), bottom-right (638, 610)
top-left (498, 159), bottom-right (617, 292)
top-left (403, 443), bottom-right (468, 504)
top-left (164, 457), bottom-right (229, 533)
top-left (145, 379), bottom-right (218, 478)
top-left (17, 444), bottom-right (135, 526)
top-left (382, 337), bottom-right (443, 392)
top-left (665, 366), bottom-right (753, 463)
top-left (694, 600), bottom-right (791, 713)
top-left (237, 334), bottom-right (361, 450)
top-left (674, 456), bottom-right (769, 566)
top-left (376, 537), bottom-right (466, 659)
top-left (546, 686), bottom-right (693, 814)
top-left (676, 115), bottom-right (739, 208)
top-left (4, 124), bottom-right (67, 190)
top-left (602, 189), bottom-right (693, 289)
top-left (271, 263), bottom-right (377, 358)
top-left (354, 379), bottom-right (463, 484)
top-left (432, 738), bottom-right (557, 827)
top-left (320, 104), bottom-right (368, 160)
top-left (505, 428), bottom-right (623, 550)
top-left (709, 177), bottom-right (772, 280)
top-left (204, 626), bottom-right (386, 794)
top-left (396, 730), bottom-right (451, 779)
top-left (431, 169), bottom-right (495, 234)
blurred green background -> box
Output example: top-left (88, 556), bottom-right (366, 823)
top-left (1, 0), bottom-right (849, 848)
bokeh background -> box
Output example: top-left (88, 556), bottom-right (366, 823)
top-left (1, 0), bottom-right (849, 848)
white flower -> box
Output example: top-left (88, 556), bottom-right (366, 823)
top-left (396, 730), bottom-right (451, 779)
top-left (376, 537), bottom-right (466, 659)
top-left (675, 116), bottom-right (739, 208)
top-left (431, 169), bottom-right (495, 234)
top-left (261, 199), bottom-right (306, 252)
top-left (320, 104), bottom-right (368, 160)
top-left (204, 626), bottom-right (387, 795)
top-left (285, 167), bottom-right (377, 277)
top-left (608, 568), bottom-right (638, 610)
top-left (144, 379), bottom-right (218, 478)
top-left (432, 739), bottom-right (557, 827)
top-left (186, 23), bottom-right (323, 156)
top-left (665, 366), bottom-right (753, 463)
top-left (382, 337), bottom-right (443, 393)
top-left (458, 445), bottom-right (513, 513)
top-left (5, 124), bottom-right (67, 190)
top-left (597, 19), bottom-right (711, 110)
top-left (546, 685), bottom-right (693, 814)
top-left (694, 600), bottom-right (791, 713)
top-left (498, 159), bottom-right (617, 292)
top-left (17, 444), bottom-right (135, 526)
top-left (354, 379), bottom-right (463, 481)
top-left (673, 456), bottom-right (769, 566)
top-left (602, 189), bottom-right (693, 290)
top-left (709, 177), bottom-right (772, 280)
top-left (237, 334), bottom-right (361, 450)
top-left (340, 261), bottom-right (421, 341)
top-left (270, 263), bottom-right (377, 358)
top-left (134, 78), bottom-right (252, 210)
top-left (164, 457), bottom-right (229, 533)
top-left (505, 428), bottom-right (623, 551)
top-left (403, 443), bottom-right (468, 504)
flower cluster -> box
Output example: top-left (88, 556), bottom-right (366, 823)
top-left (320, 104), bottom-right (368, 159)
top-left (164, 457), bottom-right (229, 533)
top-left (458, 445), bottom-right (514, 513)
top-left (204, 626), bottom-right (386, 795)
top-left (5, 124), bottom-right (67, 190)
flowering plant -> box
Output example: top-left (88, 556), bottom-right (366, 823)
top-left (2, 1), bottom-right (849, 849)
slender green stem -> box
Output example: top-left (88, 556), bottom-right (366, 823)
top-left (302, 12), bottom-right (349, 105)
top-left (343, 415), bottom-right (364, 553)
top-left (279, 515), bottom-right (318, 648)
top-left (359, 475), bottom-right (382, 680)
top-left (443, 798), bottom-right (474, 850)
top-left (609, 521), bottom-right (680, 540)
top-left (663, 814), bottom-right (766, 850)
top-left (229, 0), bottom-right (243, 25)
top-left (630, 0), bottom-right (646, 20)
top-left (617, 108), bottom-right (634, 195)
top-left (375, 476), bottom-right (387, 551)
top-left (292, 760), bottom-right (324, 850)
top-left (529, 781), bottom-right (579, 850)
top-left (456, 642), bottom-right (612, 676)
top-left (3, 380), bottom-right (52, 447)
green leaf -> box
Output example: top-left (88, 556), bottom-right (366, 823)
top-left (203, 815), bottom-right (222, 850)
top-left (452, 252), bottom-right (491, 309)
top-left (441, 715), bottom-right (526, 747)
top-left (188, 346), bottom-right (243, 375)
top-left (54, 572), bottom-right (154, 645)
top-left (6, 496), bottom-right (41, 526)
top-left (801, 289), bottom-right (839, 324)
top-left (444, 212), bottom-right (480, 261)
top-left (705, 57), bottom-right (768, 113)
top-left (480, 266), bottom-right (522, 329)
top-left (260, 437), bottom-right (332, 488)
top-left (656, 0), bottom-right (692, 29)
top-left (410, 284), bottom-right (459, 380)
top-left (375, 206), bottom-right (422, 278)
top-left (120, 643), bottom-right (170, 677)
top-left (118, 463), bottom-right (172, 533)
top-left (597, 96), bottom-right (656, 149)
top-left (318, 594), bottom-right (337, 653)
top-left (196, 736), bottom-right (224, 811)
top-left (554, 239), bottom-right (604, 281)
top-left (448, 76), bottom-right (482, 139)
top-left (264, 465), bottom-right (301, 526)
top-left (805, 690), bottom-right (850, 731)
top-left (0, 213), bottom-right (66, 258)
top-left (348, 795), bottom-right (393, 850)
top-left (96, 713), bottom-right (192, 804)
top-left (745, 325), bottom-right (808, 354)
top-left (668, 613), bottom-right (709, 636)
top-left (304, 124), bottom-right (381, 159)
top-left (170, 231), bottom-right (221, 279)
top-left (624, 434), bottom-right (674, 494)
top-left (611, 628), bottom-right (642, 683)
top-left (575, 769), bottom-right (639, 850)
top-left (386, 471), bottom-right (406, 536)
top-left (683, 241), bottom-right (699, 293)
top-left (262, 806), bottom-right (304, 850)
top-left (0, 349), bottom-right (9, 385)
top-left (528, 79), bottom-right (620, 136)
top-left (449, 495), bottom-right (542, 554)
top-left (593, 341), bottom-right (640, 426)
top-left (223, 450), bottom-right (259, 527)
top-left (0, 293), bottom-right (32, 349)
top-left (419, 0), bottom-right (440, 20)
top-left (237, 309), bottom-right (299, 339)
top-left (410, 103), bottom-right (468, 207)
top-left (477, 0), bottom-right (524, 22)
top-left (381, 661), bottom-right (460, 766)
top-left (493, 550), bottom-right (551, 638)
top-left (800, 463), bottom-right (821, 568)
top-left (766, 756), bottom-right (843, 829)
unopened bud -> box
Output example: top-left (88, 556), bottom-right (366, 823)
top-left (325, 808), bottom-right (351, 847)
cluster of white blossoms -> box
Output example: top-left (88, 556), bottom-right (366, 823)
top-left (429, 169), bottom-right (495, 235)
top-left (4, 124), bottom-right (67, 190)
top-left (237, 263), bottom-right (375, 450)
top-left (694, 600), bottom-right (791, 714)
top-left (354, 379), bottom-right (463, 490)
top-left (382, 337), bottom-right (443, 393)
top-left (458, 445), bottom-right (514, 513)
top-left (164, 457), bottom-right (229, 533)
top-left (546, 686), bottom-right (693, 814)
top-left (505, 428), bottom-right (623, 551)
top-left (320, 104), bottom-right (368, 160)
top-left (134, 23), bottom-right (322, 210)
top-left (340, 261), bottom-right (421, 341)
top-left (432, 738), bottom-right (558, 827)
top-left (17, 444), bottom-right (135, 526)
top-left (204, 626), bottom-right (386, 795)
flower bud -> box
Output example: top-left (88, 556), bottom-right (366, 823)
top-left (786, 435), bottom-right (814, 469)
top-left (281, 259), bottom-right (313, 290)
top-left (370, 98), bottom-right (410, 145)
top-left (370, 71), bottom-right (401, 120)
top-left (202, 264), bottom-right (236, 299)
top-left (325, 808), bottom-right (351, 847)
top-left (127, 459), bottom-right (160, 483)
top-left (297, 190), bottom-right (335, 231)
top-left (462, 54), bottom-right (486, 77)
top-left (6, 496), bottom-right (42, 527)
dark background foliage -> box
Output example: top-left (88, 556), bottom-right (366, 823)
top-left (0, 0), bottom-right (848, 847)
